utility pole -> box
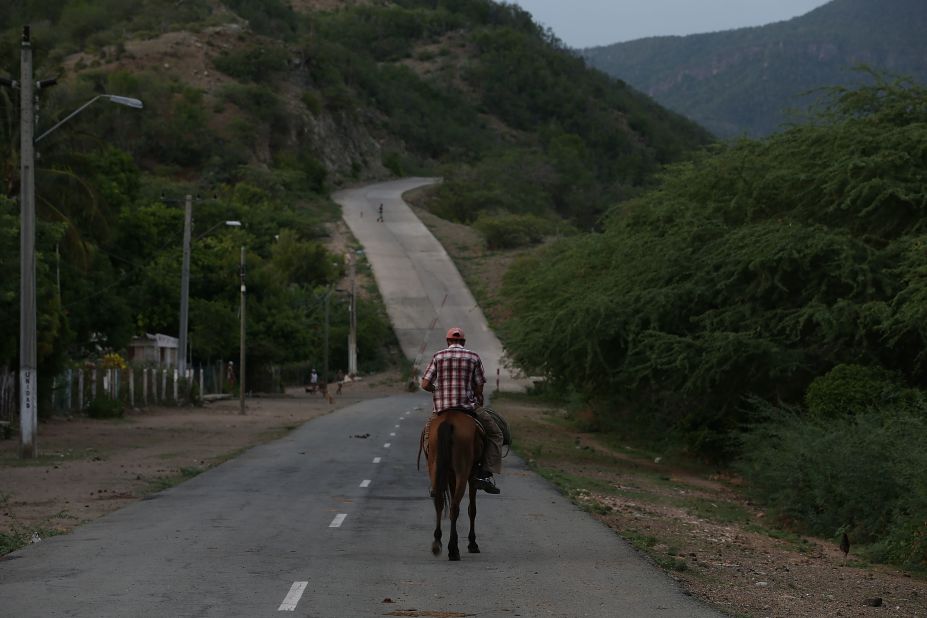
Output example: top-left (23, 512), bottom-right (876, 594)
top-left (177, 194), bottom-right (193, 381)
top-left (239, 245), bottom-right (246, 415)
top-left (7, 28), bottom-right (141, 458)
top-left (348, 254), bottom-right (357, 376)
top-left (323, 287), bottom-right (330, 386)
top-left (19, 25), bottom-right (37, 458)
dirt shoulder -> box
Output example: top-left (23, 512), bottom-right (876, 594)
top-left (0, 371), bottom-right (406, 554)
top-left (499, 397), bottom-right (927, 618)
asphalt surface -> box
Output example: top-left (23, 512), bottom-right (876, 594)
top-left (0, 393), bottom-right (723, 617)
top-left (334, 178), bottom-right (527, 392)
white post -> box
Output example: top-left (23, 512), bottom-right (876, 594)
top-left (78, 369), bottom-right (84, 410)
top-left (161, 368), bottom-right (167, 403)
top-left (198, 367), bottom-right (204, 399)
top-left (173, 369), bottom-right (178, 402)
top-left (65, 368), bottom-right (72, 410)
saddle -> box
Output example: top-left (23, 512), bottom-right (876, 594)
top-left (417, 409), bottom-right (485, 470)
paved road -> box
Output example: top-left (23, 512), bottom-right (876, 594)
top-left (334, 178), bottom-right (527, 392)
top-left (0, 394), bottom-right (722, 617)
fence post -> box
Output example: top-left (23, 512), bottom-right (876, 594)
top-left (173, 369), bottom-right (178, 402)
top-left (91, 367), bottom-right (97, 401)
top-left (129, 369), bottom-right (135, 408)
top-left (78, 369), bottom-right (85, 410)
top-left (199, 367), bottom-right (204, 399)
top-left (161, 368), bottom-right (167, 403)
top-left (65, 368), bottom-right (72, 411)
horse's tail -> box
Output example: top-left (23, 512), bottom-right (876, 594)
top-left (434, 420), bottom-right (454, 511)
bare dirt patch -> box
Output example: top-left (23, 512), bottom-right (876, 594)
top-left (0, 370), bottom-right (406, 553)
top-left (499, 397), bottom-right (927, 618)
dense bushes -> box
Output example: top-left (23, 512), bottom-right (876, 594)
top-left (739, 404), bottom-right (927, 568)
top-left (474, 213), bottom-right (560, 249)
top-left (503, 78), bottom-right (927, 451)
top-left (499, 76), bottom-right (927, 567)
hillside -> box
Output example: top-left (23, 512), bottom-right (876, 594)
top-left (0, 0), bottom-right (710, 400)
top-left (582, 0), bottom-right (927, 137)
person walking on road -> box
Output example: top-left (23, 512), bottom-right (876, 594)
top-left (376, 203), bottom-right (384, 222)
top-left (420, 327), bottom-right (503, 494)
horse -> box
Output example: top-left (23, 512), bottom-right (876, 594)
top-left (423, 410), bottom-right (483, 561)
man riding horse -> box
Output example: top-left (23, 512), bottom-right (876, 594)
top-left (421, 327), bottom-right (503, 494)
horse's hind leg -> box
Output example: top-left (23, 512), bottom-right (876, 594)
top-left (447, 478), bottom-right (462, 561)
top-left (467, 482), bottom-right (480, 554)
top-left (432, 495), bottom-right (443, 556)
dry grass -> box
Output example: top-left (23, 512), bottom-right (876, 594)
top-left (498, 396), bottom-right (927, 618)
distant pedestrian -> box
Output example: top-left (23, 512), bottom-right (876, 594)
top-left (336, 369), bottom-right (345, 395)
top-left (306, 367), bottom-right (318, 393)
top-left (226, 361), bottom-right (236, 390)
top-left (377, 203), bottom-right (384, 222)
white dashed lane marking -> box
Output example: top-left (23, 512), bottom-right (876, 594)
top-left (384, 443), bottom-right (391, 448)
top-left (360, 480), bottom-right (371, 488)
top-left (329, 514), bottom-right (347, 528)
top-left (373, 457), bottom-right (381, 463)
top-left (389, 432), bottom-right (396, 437)
top-left (278, 581), bottom-right (308, 612)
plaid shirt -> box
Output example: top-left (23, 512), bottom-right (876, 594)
top-left (422, 344), bottom-right (486, 413)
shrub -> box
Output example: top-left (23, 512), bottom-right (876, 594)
top-left (86, 396), bottom-right (124, 419)
top-left (739, 403), bottom-right (927, 569)
top-left (382, 151), bottom-right (404, 176)
top-left (474, 213), bottom-right (556, 249)
top-left (805, 364), bottom-right (904, 418)
top-left (212, 45), bottom-right (289, 83)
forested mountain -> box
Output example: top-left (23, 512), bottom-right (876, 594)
top-left (0, 1), bottom-right (709, 399)
top-left (582, 0), bottom-right (927, 137)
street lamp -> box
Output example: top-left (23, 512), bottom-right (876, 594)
top-left (178, 213), bottom-right (241, 381)
top-left (10, 26), bottom-right (143, 458)
top-left (35, 94), bottom-right (143, 144)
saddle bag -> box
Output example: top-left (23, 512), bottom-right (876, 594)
top-left (483, 406), bottom-right (512, 448)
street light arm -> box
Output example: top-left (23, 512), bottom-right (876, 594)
top-left (194, 220), bottom-right (241, 242)
top-left (35, 94), bottom-right (144, 144)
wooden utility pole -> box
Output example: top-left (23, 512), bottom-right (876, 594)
top-left (177, 194), bottom-right (193, 380)
top-left (239, 246), bottom-right (246, 415)
top-left (348, 253), bottom-right (357, 376)
top-left (19, 25), bottom-right (37, 458)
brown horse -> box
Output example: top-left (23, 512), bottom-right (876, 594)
top-left (425, 410), bottom-right (483, 561)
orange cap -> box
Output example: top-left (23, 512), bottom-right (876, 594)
top-left (446, 327), bottom-right (465, 341)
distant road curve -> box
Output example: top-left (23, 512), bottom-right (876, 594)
top-left (334, 177), bottom-right (527, 392)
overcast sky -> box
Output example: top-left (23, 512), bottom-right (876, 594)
top-left (509, 0), bottom-right (832, 48)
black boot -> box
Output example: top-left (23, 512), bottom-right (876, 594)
top-left (471, 467), bottom-right (500, 494)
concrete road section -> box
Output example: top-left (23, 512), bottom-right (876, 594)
top-left (0, 394), bottom-right (724, 617)
top-left (334, 178), bottom-right (527, 392)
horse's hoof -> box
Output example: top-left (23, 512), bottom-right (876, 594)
top-left (431, 542), bottom-right (442, 556)
top-left (468, 544), bottom-right (480, 554)
top-left (448, 551), bottom-right (460, 561)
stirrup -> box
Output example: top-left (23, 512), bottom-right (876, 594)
top-left (473, 475), bottom-right (500, 494)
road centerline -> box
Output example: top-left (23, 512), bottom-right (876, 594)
top-left (278, 581), bottom-right (308, 612)
top-left (329, 514), bottom-right (347, 528)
